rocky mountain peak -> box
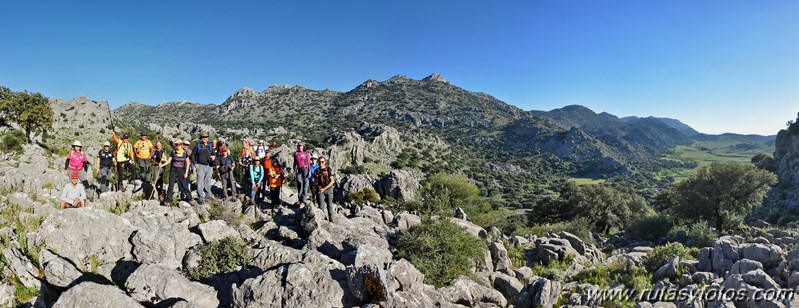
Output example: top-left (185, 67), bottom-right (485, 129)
top-left (228, 87), bottom-right (257, 100)
top-left (423, 73), bottom-right (448, 83)
top-left (384, 74), bottom-right (412, 85)
top-left (355, 79), bottom-right (381, 90)
top-left (265, 85), bottom-right (307, 93)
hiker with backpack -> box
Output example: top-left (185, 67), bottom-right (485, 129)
top-left (268, 154), bottom-right (285, 210)
top-left (192, 133), bottom-right (215, 204)
top-left (60, 172), bottom-right (86, 210)
top-left (293, 142), bottom-right (311, 205)
top-left (239, 140), bottom-right (255, 199)
top-left (64, 140), bottom-right (90, 191)
top-left (133, 132), bottom-right (155, 183)
top-left (308, 155), bottom-right (319, 204)
top-left (313, 156), bottom-right (336, 222)
top-left (95, 141), bottom-right (115, 193)
top-left (112, 132), bottom-right (135, 191)
top-left (215, 146), bottom-right (237, 198)
top-left (249, 159), bottom-right (265, 203)
top-left (163, 139), bottom-right (193, 206)
top-left (150, 141), bottom-right (169, 200)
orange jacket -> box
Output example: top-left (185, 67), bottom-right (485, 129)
top-left (268, 165), bottom-right (284, 188)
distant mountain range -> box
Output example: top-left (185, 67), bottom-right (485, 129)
top-left (113, 74), bottom-right (776, 203)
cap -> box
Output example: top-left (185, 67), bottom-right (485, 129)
top-left (70, 172), bottom-right (79, 179)
top-left (122, 134), bottom-right (129, 139)
top-left (259, 140), bottom-right (265, 144)
top-left (311, 155), bottom-right (318, 160)
top-left (297, 141), bottom-right (305, 147)
top-left (140, 131), bottom-right (147, 136)
top-left (103, 141), bottom-right (111, 146)
top-left (201, 133), bottom-right (209, 138)
top-left (72, 140), bottom-right (82, 147)
top-left (174, 139), bottom-right (183, 145)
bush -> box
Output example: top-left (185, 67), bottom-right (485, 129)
top-left (521, 218), bottom-right (594, 244)
top-left (348, 188), bottom-right (380, 205)
top-left (626, 214), bottom-right (671, 242)
top-left (572, 260), bottom-right (652, 291)
top-left (187, 237), bottom-right (250, 281)
top-left (340, 165), bottom-right (367, 175)
top-left (395, 219), bottom-right (487, 287)
top-left (642, 242), bottom-right (697, 272)
top-left (0, 130), bottom-right (25, 153)
top-left (669, 221), bottom-right (716, 248)
top-left (418, 173), bottom-right (489, 217)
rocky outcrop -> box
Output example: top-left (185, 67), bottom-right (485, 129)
top-left (126, 264), bottom-right (220, 308)
top-left (53, 281), bottom-right (143, 308)
top-left (232, 262), bottom-right (349, 308)
top-left (376, 170), bottom-right (423, 201)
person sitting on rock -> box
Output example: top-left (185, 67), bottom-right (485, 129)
top-left (249, 159), bottom-right (265, 204)
top-left (268, 154), bottom-right (285, 211)
top-left (60, 172), bottom-right (86, 210)
top-left (313, 156), bottom-right (336, 222)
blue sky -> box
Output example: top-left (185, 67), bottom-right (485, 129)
top-left (1, 1), bottom-right (797, 135)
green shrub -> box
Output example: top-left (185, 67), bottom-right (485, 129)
top-left (642, 242), bottom-right (697, 272)
top-left (0, 130), bottom-right (25, 153)
top-left (572, 260), bottom-right (652, 291)
top-left (395, 219), bottom-right (487, 287)
top-left (340, 165), bottom-right (367, 175)
top-left (669, 221), bottom-right (717, 248)
top-left (626, 214), bottom-right (671, 241)
top-left (521, 218), bottom-right (594, 244)
top-left (348, 188), bottom-right (380, 205)
top-left (418, 173), bottom-right (490, 217)
top-left (187, 237), bottom-right (250, 281)
top-left (530, 257), bottom-right (573, 280)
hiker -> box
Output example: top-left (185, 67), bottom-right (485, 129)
top-left (192, 133), bottom-right (215, 204)
top-left (164, 139), bottom-right (192, 205)
top-left (112, 132), bottom-right (135, 191)
top-left (308, 155), bottom-right (319, 204)
top-left (60, 172), bottom-right (86, 210)
top-left (293, 142), bottom-right (311, 205)
top-left (64, 140), bottom-right (90, 190)
top-left (239, 140), bottom-right (255, 199)
top-left (255, 140), bottom-right (268, 160)
top-left (268, 154), bottom-right (285, 210)
top-left (215, 146), bottom-right (237, 198)
top-left (150, 141), bottom-right (169, 199)
top-left (249, 159), bottom-right (265, 203)
top-left (95, 141), bottom-right (115, 193)
top-left (133, 132), bottom-right (154, 183)
top-left (313, 156), bottom-right (336, 221)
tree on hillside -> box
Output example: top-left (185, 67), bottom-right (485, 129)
top-left (418, 173), bottom-right (490, 215)
top-left (0, 91), bottom-right (54, 143)
top-left (535, 182), bottom-right (649, 234)
top-left (663, 162), bottom-right (777, 232)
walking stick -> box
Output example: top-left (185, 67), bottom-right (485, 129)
top-left (148, 163), bottom-right (162, 200)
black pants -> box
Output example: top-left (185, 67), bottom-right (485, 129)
top-left (270, 185), bottom-right (281, 208)
top-left (240, 166), bottom-right (251, 198)
top-left (117, 160), bottom-right (134, 189)
top-left (220, 170), bottom-right (237, 197)
top-left (166, 167), bottom-right (192, 204)
top-left (137, 158), bottom-right (150, 182)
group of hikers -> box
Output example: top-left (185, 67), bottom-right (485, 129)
top-left (60, 131), bottom-right (337, 221)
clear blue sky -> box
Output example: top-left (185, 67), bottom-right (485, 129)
top-left (1, 1), bottom-right (797, 135)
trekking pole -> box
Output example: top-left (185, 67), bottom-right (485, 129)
top-left (148, 163), bottom-right (162, 200)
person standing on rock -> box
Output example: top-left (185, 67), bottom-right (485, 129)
top-left (249, 159), bottom-right (265, 204)
top-left (150, 141), bottom-right (169, 199)
top-left (308, 155), bottom-right (319, 204)
top-left (239, 140), bottom-right (255, 199)
top-left (192, 133), bottom-right (215, 204)
top-left (268, 154), bottom-right (285, 210)
top-left (60, 172), bottom-right (86, 210)
top-left (95, 141), bottom-right (115, 193)
top-left (133, 132), bottom-right (155, 184)
top-left (215, 146), bottom-right (237, 198)
top-left (112, 132), bottom-right (135, 191)
top-left (64, 140), bottom-right (90, 191)
top-left (163, 139), bottom-right (192, 206)
top-left (255, 140), bottom-right (268, 161)
top-left (313, 156), bottom-right (336, 221)
top-left (293, 141), bottom-right (311, 205)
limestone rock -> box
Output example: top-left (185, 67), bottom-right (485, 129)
top-left (440, 276), bottom-right (507, 307)
top-left (131, 223), bottom-right (202, 269)
top-left (40, 249), bottom-right (82, 289)
top-left (197, 220), bottom-right (240, 243)
top-left (53, 281), bottom-right (143, 308)
top-left (35, 208), bottom-right (135, 274)
top-left (125, 264), bottom-right (220, 308)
